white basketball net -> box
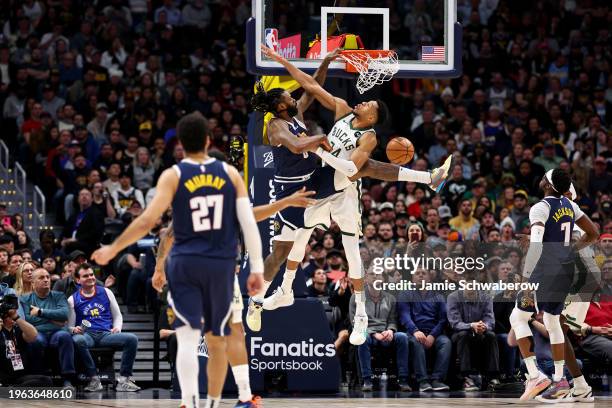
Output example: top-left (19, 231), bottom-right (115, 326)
top-left (339, 51), bottom-right (400, 94)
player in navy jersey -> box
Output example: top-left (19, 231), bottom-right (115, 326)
top-left (92, 112), bottom-right (264, 408)
top-left (509, 169), bottom-right (598, 402)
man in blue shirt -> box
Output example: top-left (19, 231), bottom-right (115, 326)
top-left (397, 268), bottom-right (451, 392)
top-left (68, 263), bottom-right (140, 392)
top-left (20, 268), bottom-right (93, 388)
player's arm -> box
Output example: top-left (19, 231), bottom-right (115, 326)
top-left (268, 119), bottom-right (328, 154)
top-left (261, 45), bottom-right (352, 120)
top-left (296, 48), bottom-right (341, 119)
top-left (521, 202), bottom-right (548, 279)
top-left (313, 131), bottom-right (377, 177)
top-left (92, 169), bottom-right (178, 265)
top-left (573, 203), bottom-right (599, 252)
top-left (252, 187), bottom-right (316, 221)
top-left (226, 164), bottom-right (263, 273)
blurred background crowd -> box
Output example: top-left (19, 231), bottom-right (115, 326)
top-left (0, 0), bottom-right (609, 393)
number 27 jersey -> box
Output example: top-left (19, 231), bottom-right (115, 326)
top-left (170, 158), bottom-right (238, 258)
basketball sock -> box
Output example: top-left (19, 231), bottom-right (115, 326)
top-left (573, 375), bottom-right (588, 390)
top-left (354, 290), bottom-right (366, 315)
top-left (524, 356), bottom-right (539, 379)
top-left (231, 364), bottom-right (252, 402)
top-left (553, 360), bottom-right (565, 382)
top-left (398, 167), bottom-right (431, 184)
top-left (281, 268), bottom-right (296, 294)
top-left (204, 397), bottom-right (220, 408)
top-left (176, 326), bottom-right (202, 408)
top-left (254, 280), bottom-right (272, 301)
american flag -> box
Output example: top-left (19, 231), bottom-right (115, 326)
top-left (421, 46), bottom-right (445, 61)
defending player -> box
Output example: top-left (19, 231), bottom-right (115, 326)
top-left (509, 169), bottom-right (598, 402)
top-left (255, 45), bottom-right (456, 345)
top-left (247, 49), bottom-right (340, 328)
top-left (152, 187), bottom-right (315, 408)
top-left (92, 112), bottom-right (264, 408)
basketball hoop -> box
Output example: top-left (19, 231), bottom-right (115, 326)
top-left (338, 50), bottom-right (400, 94)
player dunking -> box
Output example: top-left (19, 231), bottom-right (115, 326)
top-left (509, 169), bottom-right (598, 402)
top-left (253, 45), bottom-right (456, 345)
top-left (153, 188), bottom-right (315, 408)
top-left (92, 112), bottom-right (264, 408)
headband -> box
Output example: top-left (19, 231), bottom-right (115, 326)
top-left (569, 183), bottom-right (577, 201)
top-left (545, 169), bottom-right (558, 193)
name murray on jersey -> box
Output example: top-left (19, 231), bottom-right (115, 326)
top-left (184, 173), bottom-right (227, 192)
top-left (552, 207), bottom-right (574, 222)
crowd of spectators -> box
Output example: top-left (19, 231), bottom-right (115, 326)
top-left (0, 0), bottom-right (610, 393)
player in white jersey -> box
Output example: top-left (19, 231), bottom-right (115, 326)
top-left (256, 45), bottom-right (456, 346)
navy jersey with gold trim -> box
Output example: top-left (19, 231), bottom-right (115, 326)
top-left (170, 158), bottom-right (238, 258)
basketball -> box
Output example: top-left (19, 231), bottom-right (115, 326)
top-left (386, 137), bottom-right (414, 165)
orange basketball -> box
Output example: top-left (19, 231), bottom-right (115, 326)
top-left (386, 137), bottom-right (414, 165)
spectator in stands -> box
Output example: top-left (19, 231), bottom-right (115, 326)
top-left (53, 250), bottom-right (104, 298)
top-left (2, 252), bottom-right (22, 287)
top-left (21, 268), bottom-right (92, 388)
top-left (0, 234), bottom-right (14, 255)
top-left (510, 189), bottom-right (530, 228)
top-left (325, 249), bottom-right (347, 284)
top-left (397, 268), bottom-right (451, 392)
top-left (579, 293), bottom-right (611, 363)
top-left (0, 247), bottom-right (9, 279)
top-left (42, 256), bottom-right (59, 280)
top-left (69, 263), bottom-right (140, 392)
top-left (103, 162), bottom-right (121, 196)
top-left (132, 147), bottom-right (155, 192)
top-left (91, 182), bottom-right (116, 219)
top-left (112, 170), bottom-right (145, 216)
top-left (350, 267), bottom-right (410, 392)
top-left (0, 297), bottom-right (52, 387)
top-left (449, 199), bottom-right (479, 237)
top-left (13, 261), bottom-right (35, 296)
top-left (447, 274), bottom-right (499, 391)
top-left (307, 268), bottom-right (330, 297)
top-left (61, 188), bottom-right (104, 256)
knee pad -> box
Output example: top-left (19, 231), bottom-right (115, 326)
top-left (342, 235), bottom-right (363, 279)
top-left (542, 312), bottom-right (564, 344)
top-left (509, 307), bottom-right (533, 340)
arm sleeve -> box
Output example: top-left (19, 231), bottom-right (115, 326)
top-left (523, 224), bottom-right (545, 278)
top-left (67, 296), bottom-right (76, 328)
top-left (105, 288), bottom-right (123, 331)
top-left (315, 147), bottom-right (359, 177)
top-left (236, 197), bottom-right (263, 273)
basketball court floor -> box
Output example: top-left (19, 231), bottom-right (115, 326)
top-left (1, 389), bottom-right (610, 407)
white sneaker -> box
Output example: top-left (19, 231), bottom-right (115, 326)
top-left (246, 298), bottom-right (263, 332)
top-left (262, 287), bottom-right (294, 310)
top-left (116, 376), bottom-right (141, 392)
top-left (428, 153), bottom-right (456, 193)
top-left (561, 386), bottom-right (594, 403)
top-left (84, 376), bottom-right (103, 392)
top-left (349, 314), bottom-right (368, 345)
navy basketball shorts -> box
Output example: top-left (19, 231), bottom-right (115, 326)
top-left (273, 181), bottom-right (311, 242)
top-left (517, 261), bottom-right (574, 315)
top-left (166, 254), bottom-right (235, 336)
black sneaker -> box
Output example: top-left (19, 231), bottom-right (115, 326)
top-left (398, 377), bottom-right (412, 392)
top-left (431, 380), bottom-right (450, 391)
top-left (362, 378), bottom-right (373, 392)
top-left (419, 381), bottom-right (433, 392)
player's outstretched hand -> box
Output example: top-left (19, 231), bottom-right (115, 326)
top-left (285, 187), bottom-right (316, 208)
top-left (91, 245), bottom-right (117, 266)
top-left (247, 273), bottom-right (264, 297)
top-left (261, 44), bottom-right (285, 63)
top-left (319, 138), bottom-right (332, 152)
top-left (323, 47), bottom-right (342, 62)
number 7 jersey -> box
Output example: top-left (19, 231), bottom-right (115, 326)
top-left (170, 158), bottom-right (238, 258)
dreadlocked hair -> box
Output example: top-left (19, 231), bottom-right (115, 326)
top-left (251, 83), bottom-right (285, 113)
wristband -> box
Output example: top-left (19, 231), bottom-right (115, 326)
top-left (37, 309), bottom-right (42, 317)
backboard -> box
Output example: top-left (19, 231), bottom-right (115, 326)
top-left (246, 0), bottom-right (462, 79)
